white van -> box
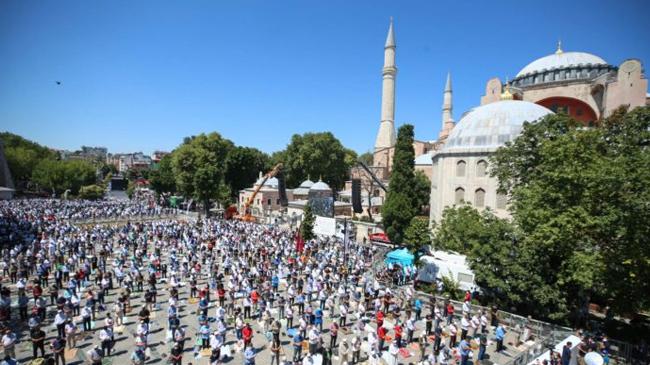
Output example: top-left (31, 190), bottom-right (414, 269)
top-left (417, 251), bottom-right (479, 292)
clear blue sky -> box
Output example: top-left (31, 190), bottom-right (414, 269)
top-left (1, 0), bottom-right (649, 155)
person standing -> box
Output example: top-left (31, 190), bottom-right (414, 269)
top-left (352, 335), bottom-right (362, 364)
top-left (99, 325), bottom-right (114, 356)
top-left (562, 342), bottom-right (573, 365)
top-left (269, 340), bottom-right (282, 365)
top-left (87, 345), bottom-right (103, 365)
top-left (495, 323), bottom-right (506, 353)
top-left (338, 338), bottom-right (350, 364)
top-left (170, 342), bottom-right (183, 365)
top-left (51, 336), bottom-right (66, 365)
top-left (292, 331), bottom-right (303, 362)
top-left (54, 309), bottom-right (68, 338)
top-left (1, 329), bottom-right (16, 360)
top-left (30, 326), bottom-right (46, 358)
top-left (459, 336), bottom-right (471, 365)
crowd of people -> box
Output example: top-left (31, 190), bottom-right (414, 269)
top-left (0, 197), bottom-right (624, 365)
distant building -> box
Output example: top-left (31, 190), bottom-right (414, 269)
top-left (60, 146), bottom-right (108, 162)
top-left (152, 151), bottom-right (169, 164)
top-left (107, 152), bottom-right (152, 173)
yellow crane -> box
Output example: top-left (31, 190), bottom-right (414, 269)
top-left (240, 163), bottom-right (283, 222)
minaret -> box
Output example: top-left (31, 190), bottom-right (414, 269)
top-left (374, 18), bottom-right (397, 160)
top-left (438, 72), bottom-right (454, 139)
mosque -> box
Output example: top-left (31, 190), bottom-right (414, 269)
top-left (365, 18), bottom-right (649, 223)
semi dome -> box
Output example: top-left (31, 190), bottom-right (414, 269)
top-left (444, 100), bottom-right (553, 151)
top-left (517, 51), bottom-right (607, 77)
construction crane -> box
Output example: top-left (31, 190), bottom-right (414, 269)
top-left (239, 163), bottom-right (283, 222)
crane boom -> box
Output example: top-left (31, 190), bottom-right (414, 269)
top-left (241, 163), bottom-right (283, 221)
top-left (357, 161), bottom-right (388, 192)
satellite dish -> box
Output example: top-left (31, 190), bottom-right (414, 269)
top-left (585, 352), bottom-right (604, 365)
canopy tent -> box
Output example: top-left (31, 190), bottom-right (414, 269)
top-left (384, 248), bottom-right (415, 267)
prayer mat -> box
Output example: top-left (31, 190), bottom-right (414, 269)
top-left (200, 348), bottom-right (212, 357)
top-left (188, 297), bottom-right (199, 304)
top-left (64, 348), bottom-right (77, 361)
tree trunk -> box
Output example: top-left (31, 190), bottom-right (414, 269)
top-left (204, 198), bottom-right (210, 217)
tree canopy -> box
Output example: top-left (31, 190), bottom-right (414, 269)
top-left (1, 132), bottom-right (58, 188)
top-left (31, 159), bottom-right (97, 196)
top-left (225, 146), bottom-right (270, 199)
top-left (382, 124), bottom-right (418, 244)
top-left (432, 106), bottom-right (650, 323)
top-left (277, 132), bottom-right (356, 191)
top-left (149, 154), bottom-right (177, 195)
top-left (171, 133), bottom-right (234, 214)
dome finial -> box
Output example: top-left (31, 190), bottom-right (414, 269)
top-left (555, 39), bottom-right (563, 55)
top-left (500, 77), bottom-right (513, 100)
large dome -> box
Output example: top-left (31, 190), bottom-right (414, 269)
top-left (517, 51), bottom-right (607, 77)
top-left (444, 100), bottom-right (553, 151)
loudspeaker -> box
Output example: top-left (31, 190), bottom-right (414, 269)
top-left (352, 178), bottom-right (362, 213)
top-left (277, 171), bottom-right (288, 207)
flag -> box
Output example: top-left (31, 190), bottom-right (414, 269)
top-left (295, 231), bottom-right (304, 253)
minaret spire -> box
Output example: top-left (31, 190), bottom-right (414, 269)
top-left (374, 18), bottom-right (398, 167)
top-left (438, 72), bottom-right (454, 140)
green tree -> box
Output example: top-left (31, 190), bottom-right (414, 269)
top-left (490, 106), bottom-right (650, 321)
top-left (149, 154), bottom-right (177, 194)
top-left (414, 170), bottom-right (431, 215)
top-left (79, 185), bottom-right (105, 200)
top-left (404, 216), bottom-right (432, 254)
top-left (171, 133), bottom-right (234, 215)
top-left (1, 132), bottom-right (57, 188)
top-left (382, 124), bottom-right (417, 244)
top-left (279, 132), bottom-right (353, 191)
top-left (224, 146), bottom-right (270, 199)
top-left (301, 203), bottom-right (316, 241)
top-left (31, 159), bottom-right (96, 195)
top-left (358, 151), bottom-right (374, 166)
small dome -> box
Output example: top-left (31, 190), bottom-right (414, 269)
top-left (255, 177), bottom-right (279, 188)
top-left (310, 180), bottom-right (331, 191)
top-left (517, 51), bottom-right (607, 77)
top-left (299, 179), bottom-right (315, 188)
top-left (444, 100), bottom-right (553, 151)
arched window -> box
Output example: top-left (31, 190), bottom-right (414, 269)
top-left (456, 160), bottom-right (466, 177)
top-left (476, 160), bottom-right (488, 177)
top-left (455, 187), bottom-right (465, 204)
top-left (474, 188), bottom-right (485, 207)
top-left (496, 192), bottom-right (507, 209)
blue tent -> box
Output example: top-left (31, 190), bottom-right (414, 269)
top-left (384, 248), bottom-right (415, 267)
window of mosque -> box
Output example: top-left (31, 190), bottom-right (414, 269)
top-left (276, 199), bottom-right (280, 205)
top-left (476, 160), bottom-right (488, 177)
top-left (456, 160), bottom-right (466, 177)
top-left (474, 188), bottom-right (485, 207)
top-left (267, 198), bottom-right (271, 205)
top-left (496, 193), bottom-right (507, 209)
top-left (455, 187), bottom-right (465, 204)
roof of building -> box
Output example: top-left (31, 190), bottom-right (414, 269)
top-left (310, 180), bottom-right (331, 191)
top-left (414, 153), bottom-right (434, 166)
top-left (254, 176), bottom-right (279, 188)
top-left (299, 179), bottom-right (315, 188)
top-left (517, 51), bottom-right (607, 77)
top-left (443, 100), bottom-right (553, 151)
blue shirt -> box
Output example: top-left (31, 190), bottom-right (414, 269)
top-left (459, 340), bottom-right (471, 356)
top-left (495, 326), bottom-right (506, 340)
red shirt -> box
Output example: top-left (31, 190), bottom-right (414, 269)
top-left (394, 325), bottom-right (402, 339)
top-left (378, 326), bottom-right (387, 340)
top-left (447, 303), bottom-right (454, 315)
top-left (242, 326), bottom-right (253, 341)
